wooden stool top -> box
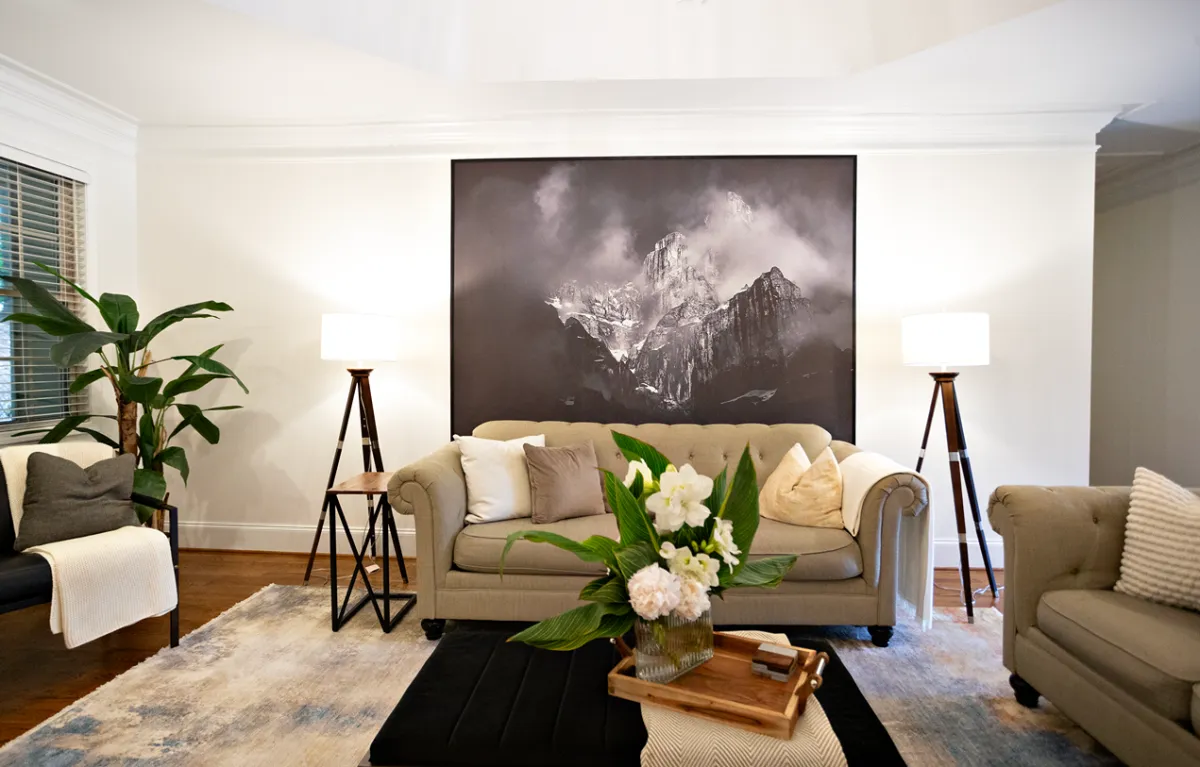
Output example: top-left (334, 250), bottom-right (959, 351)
top-left (328, 472), bottom-right (393, 495)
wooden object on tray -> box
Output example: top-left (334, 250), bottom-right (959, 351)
top-left (608, 631), bottom-right (829, 740)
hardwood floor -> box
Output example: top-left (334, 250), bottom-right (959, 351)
top-left (0, 552), bottom-right (1001, 746)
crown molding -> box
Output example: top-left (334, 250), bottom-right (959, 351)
top-left (0, 55), bottom-right (137, 157)
top-left (1096, 142), bottom-right (1200, 213)
top-left (139, 108), bottom-right (1116, 161)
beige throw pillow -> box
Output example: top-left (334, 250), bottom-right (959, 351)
top-left (1114, 467), bottom-right (1200, 612)
top-left (523, 442), bottom-right (607, 524)
top-left (759, 444), bottom-right (843, 528)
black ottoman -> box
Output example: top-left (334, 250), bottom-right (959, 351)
top-left (368, 630), bottom-right (647, 766)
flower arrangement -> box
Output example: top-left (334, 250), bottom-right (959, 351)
top-left (500, 431), bottom-right (797, 652)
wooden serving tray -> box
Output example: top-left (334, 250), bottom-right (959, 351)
top-left (608, 632), bottom-right (829, 740)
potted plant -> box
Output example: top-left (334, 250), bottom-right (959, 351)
top-left (501, 431), bottom-right (797, 682)
top-left (2, 264), bottom-right (246, 521)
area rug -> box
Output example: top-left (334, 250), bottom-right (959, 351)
top-left (789, 607), bottom-right (1120, 767)
top-left (0, 585), bottom-right (435, 767)
top-left (1, 587), bottom-right (1120, 767)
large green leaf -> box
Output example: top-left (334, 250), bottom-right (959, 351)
top-left (120, 372), bottom-right (164, 406)
top-left (49, 331), bottom-right (128, 367)
top-left (507, 602), bottom-right (633, 651)
top-left (139, 410), bottom-right (158, 465)
top-left (163, 373), bottom-right (224, 398)
top-left (31, 261), bottom-right (100, 309)
top-left (172, 403), bottom-right (220, 444)
top-left (68, 367), bottom-right (110, 394)
top-left (579, 574), bottom-right (628, 604)
top-left (12, 418), bottom-right (119, 449)
top-left (602, 470), bottom-right (658, 549)
top-left (132, 469), bottom-right (167, 524)
top-left (717, 446), bottom-right (759, 583)
top-left (1, 274), bottom-right (93, 337)
top-left (171, 349), bottom-right (247, 393)
top-left (134, 302), bottom-right (233, 350)
top-left (156, 445), bottom-right (189, 483)
top-left (613, 541), bottom-right (658, 581)
top-left (729, 556), bottom-right (797, 589)
top-left (498, 530), bottom-right (619, 576)
top-left (611, 430), bottom-right (671, 477)
top-left (97, 293), bottom-right (139, 333)
top-left (703, 466), bottom-right (728, 518)
top-left (75, 427), bottom-right (119, 449)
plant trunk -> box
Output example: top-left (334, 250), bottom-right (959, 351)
top-left (118, 399), bottom-right (139, 456)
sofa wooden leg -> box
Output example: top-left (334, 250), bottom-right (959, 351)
top-left (1010, 674), bottom-right (1040, 708)
top-left (421, 619), bottom-right (446, 640)
top-left (867, 625), bottom-right (893, 647)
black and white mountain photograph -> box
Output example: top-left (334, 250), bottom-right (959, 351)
top-left (452, 156), bottom-right (856, 439)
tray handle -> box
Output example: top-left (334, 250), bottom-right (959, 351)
top-left (611, 636), bottom-right (633, 660)
top-left (805, 652), bottom-right (829, 692)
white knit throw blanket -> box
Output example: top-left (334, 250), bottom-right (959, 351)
top-left (839, 452), bottom-right (934, 630)
top-left (26, 526), bottom-right (178, 649)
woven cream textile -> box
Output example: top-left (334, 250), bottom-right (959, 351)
top-left (640, 630), bottom-right (848, 767)
top-left (1114, 466), bottom-right (1200, 611)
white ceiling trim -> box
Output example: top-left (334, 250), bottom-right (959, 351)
top-left (0, 56), bottom-right (137, 157)
top-left (1096, 142), bottom-right (1200, 212)
top-left (139, 108), bottom-right (1117, 161)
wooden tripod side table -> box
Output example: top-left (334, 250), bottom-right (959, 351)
top-left (327, 472), bottom-right (416, 633)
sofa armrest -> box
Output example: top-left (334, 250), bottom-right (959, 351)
top-left (836, 446), bottom-right (929, 624)
top-left (388, 442), bottom-right (467, 616)
top-left (987, 485), bottom-right (1130, 669)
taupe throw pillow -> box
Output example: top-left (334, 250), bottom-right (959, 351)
top-left (14, 452), bottom-right (138, 551)
top-left (523, 442), bottom-right (607, 524)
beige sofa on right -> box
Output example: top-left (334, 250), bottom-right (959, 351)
top-left (989, 485), bottom-right (1200, 767)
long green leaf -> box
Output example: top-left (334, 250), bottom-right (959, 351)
top-left (121, 373), bottom-right (164, 406)
top-left (36, 415), bottom-right (90, 443)
top-left (1, 274), bottom-right (93, 336)
top-left (2, 312), bottom-right (91, 337)
top-left (602, 469), bottom-right (658, 550)
top-left (49, 331), bottom-right (128, 367)
top-left (498, 530), bottom-right (619, 576)
top-left (172, 353), bottom-right (247, 394)
top-left (156, 445), bottom-right (189, 483)
top-left (611, 430), bottom-right (671, 477)
top-left (68, 367), bottom-right (109, 394)
top-left (613, 541), bottom-right (658, 581)
top-left (97, 293), bottom-right (139, 333)
top-left (729, 555), bottom-right (797, 589)
top-left (579, 574), bottom-right (628, 604)
top-left (162, 373), bottom-right (224, 398)
top-left (139, 410), bottom-right (158, 464)
top-left (172, 404), bottom-right (220, 444)
top-left (31, 261), bottom-right (100, 309)
top-left (703, 466), bottom-right (728, 518)
top-left (717, 446), bottom-right (759, 583)
top-left (132, 469), bottom-right (167, 524)
top-left (75, 427), bottom-right (119, 449)
top-left (134, 302), bottom-right (233, 350)
top-left (507, 602), bottom-right (633, 651)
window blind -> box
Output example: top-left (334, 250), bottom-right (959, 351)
top-left (0, 157), bottom-right (87, 431)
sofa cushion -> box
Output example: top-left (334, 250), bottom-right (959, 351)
top-left (454, 515), bottom-right (863, 582)
top-left (1193, 685), bottom-right (1199, 735)
top-left (0, 551), bottom-right (52, 607)
top-left (1037, 589), bottom-right (1200, 723)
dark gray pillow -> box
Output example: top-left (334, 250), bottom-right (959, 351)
top-left (14, 452), bottom-right (138, 551)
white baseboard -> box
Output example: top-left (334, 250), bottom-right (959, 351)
top-left (177, 520), bottom-right (416, 555)
top-left (933, 538), bottom-right (1004, 570)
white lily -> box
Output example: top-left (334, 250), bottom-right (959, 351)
top-left (645, 463), bottom-right (713, 533)
top-left (659, 542), bottom-right (721, 588)
top-left (623, 459), bottom-right (654, 490)
top-left (710, 518), bottom-right (741, 568)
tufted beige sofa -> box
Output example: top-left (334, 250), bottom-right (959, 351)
top-left (989, 486), bottom-right (1200, 767)
top-left (390, 421), bottom-right (928, 645)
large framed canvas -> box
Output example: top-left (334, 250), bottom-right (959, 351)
top-left (452, 156), bottom-right (856, 440)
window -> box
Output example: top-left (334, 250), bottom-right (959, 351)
top-left (0, 157), bottom-right (87, 430)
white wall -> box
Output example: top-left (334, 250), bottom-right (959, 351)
top-left (0, 59), bottom-right (138, 419)
top-left (138, 139), bottom-right (1098, 567)
top-left (1092, 172), bottom-right (1200, 487)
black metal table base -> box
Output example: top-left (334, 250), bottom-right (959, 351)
top-left (329, 492), bottom-right (415, 633)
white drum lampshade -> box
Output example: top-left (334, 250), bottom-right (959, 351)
top-left (901, 313), bottom-right (990, 369)
top-left (321, 313), bottom-right (399, 364)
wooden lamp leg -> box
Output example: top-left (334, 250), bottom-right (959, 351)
top-left (936, 373), bottom-right (975, 623)
top-left (951, 385), bottom-right (999, 598)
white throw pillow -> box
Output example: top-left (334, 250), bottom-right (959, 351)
top-left (455, 434), bottom-right (545, 524)
top-left (758, 444), bottom-right (844, 529)
top-left (1114, 467), bottom-right (1200, 611)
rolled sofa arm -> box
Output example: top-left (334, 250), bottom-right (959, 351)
top-left (388, 442), bottom-right (467, 616)
top-left (832, 441), bottom-right (930, 625)
top-left (987, 485), bottom-right (1131, 668)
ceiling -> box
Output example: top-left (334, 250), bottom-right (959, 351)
top-left (0, 0), bottom-right (1197, 168)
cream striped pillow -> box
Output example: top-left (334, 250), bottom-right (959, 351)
top-left (1114, 467), bottom-right (1200, 611)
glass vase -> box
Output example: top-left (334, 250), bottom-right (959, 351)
top-left (633, 609), bottom-right (714, 684)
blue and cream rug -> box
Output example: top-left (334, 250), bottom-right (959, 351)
top-left (0, 586), bottom-right (1115, 766)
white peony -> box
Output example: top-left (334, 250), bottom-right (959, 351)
top-left (674, 577), bottom-right (712, 622)
top-left (711, 518), bottom-right (741, 569)
top-left (645, 464), bottom-right (714, 533)
top-left (623, 459), bottom-right (654, 489)
top-left (659, 542), bottom-right (721, 588)
top-left (627, 564), bottom-right (682, 621)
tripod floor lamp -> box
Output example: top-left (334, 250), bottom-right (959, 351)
top-left (901, 312), bottom-right (998, 624)
top-left (303, 313), bottom-right (401, 584)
